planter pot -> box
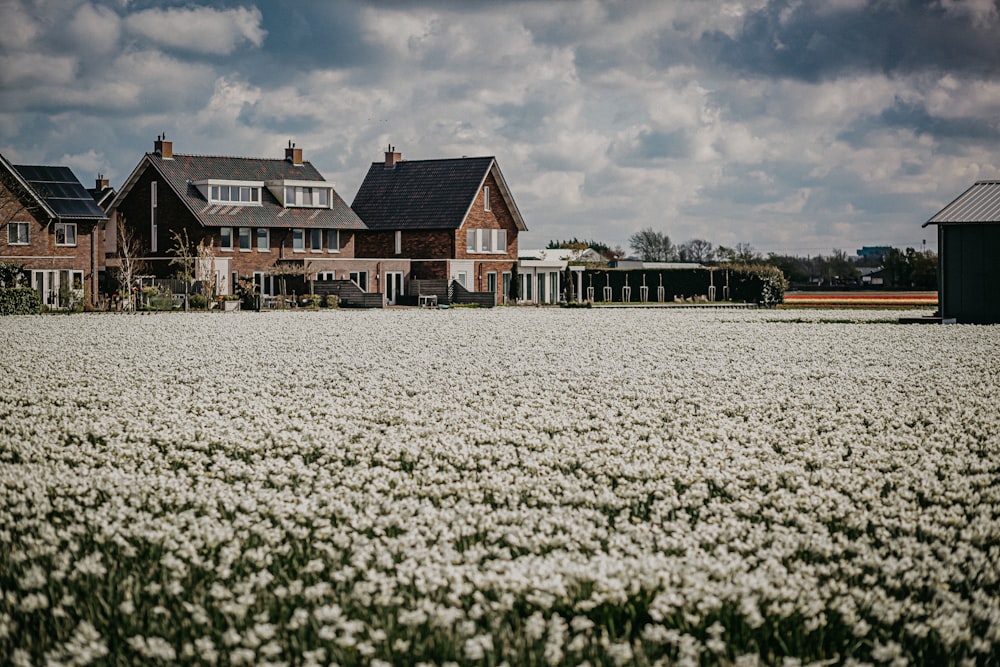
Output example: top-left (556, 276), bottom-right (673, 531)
top-left (223, 300), bottom-right (241, 311)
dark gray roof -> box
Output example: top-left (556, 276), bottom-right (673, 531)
top-left (129, 153), bottom-right (365, 230)
top-left (88, 186), bottom-right (116, 210)
top-left (351, 156), bottom-right (498, 230)
top-left (924, 180), bottom-right (1000, 226)
top-left (11, 164), bottom-right (107, 220)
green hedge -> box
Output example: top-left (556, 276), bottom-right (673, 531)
top-left (0, 287), bottom-right (41, 315)
top-left (579, 265), bottom-right (788, 306)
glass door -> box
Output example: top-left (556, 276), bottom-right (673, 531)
top-left (384, 271), bottom-right (403, 305)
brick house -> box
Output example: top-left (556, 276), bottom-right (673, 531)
top-left (352, 148), bottom-right (527, 304)
top-left (109, 137), bottom-right (374, 299)
top-left (0, 152), bottom-right (108, 308)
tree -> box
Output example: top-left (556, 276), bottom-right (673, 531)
top-left (508, 262), bottom-right (520, 303)
top-left (115, 214), bottom-right (145, 310)
top-left (628, 228), bottom-right (674, 261)
top-left (168, 229), bottom-right (197, 311)
top-left (677, 239), bottom-right (715, 263)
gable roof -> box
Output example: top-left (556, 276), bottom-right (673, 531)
top-left (351, 156), bottom-right (527, 231)
top-left (111, 153), bottom-right (366, 230)
top-left (924, 180), bottom-right (1000, 226)
top-left (88, 185), bottom-right (116, 210)
top-left (0, 157), bottom-right (107, 222)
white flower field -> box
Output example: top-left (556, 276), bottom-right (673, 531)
top-left (1, 308), bottom-right (998, 666)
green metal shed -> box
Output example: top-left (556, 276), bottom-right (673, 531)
top-left (923, 180), bottom-right (1000, 324)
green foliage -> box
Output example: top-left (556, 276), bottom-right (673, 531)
top-left (727, 263), bottom-right (789, 307)
top-left (0, 287), bottom-right (41, 315)
top-left (883, 248), bottom-right (937, 289)
top-left (188, 294), bottom-right (208, 310)
top-left (547, 237), bottom-right (613, 257)
top-left (0, 262), bottom-right (26, 288)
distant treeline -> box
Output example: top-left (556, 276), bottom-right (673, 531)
top-left (548, 228), bottom-right (937, 289)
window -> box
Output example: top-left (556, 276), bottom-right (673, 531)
top-left (7, 221), bottom-right (29, 245)
top-left (54, 222), bottom-right (77, 247)
top-left (256, 228), bottom-right (269, 251)
top-left (210, 184), bottom-right (261, 204)
top-left (484, 186), bottom-right (490, 211)
top-left (457, 272), bottom-right (467, 287)
top-left (220, 227), bottom-right (233, 251)
top-left (327, 230), bottom-right (339, 252)
top-left (349, 271), bottom-right (368, 291)
top-left (394, 230), bottom-right (402, 255)
top-left (281, 185), bottom-right (332, 208)
top-left (292, 229), bottom-right (305, 251)
top-left (238, 227), bottom-right (252, 251)
top-left (150, 181), bottom-right (157, 252)
top-left (487, 271), bottom-right (497, 294)
top-left (310, 228), bottom-right (323, 251)
top-left (465, 228), bottom-right (507, 254)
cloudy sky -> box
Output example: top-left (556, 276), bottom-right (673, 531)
top-left (3, 0), bottom-right (1000, 255)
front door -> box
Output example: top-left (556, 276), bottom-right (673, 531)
top-left (349, 271), bottom-right (368, 291)
top-left (385, 271), bottom-right (403, 305)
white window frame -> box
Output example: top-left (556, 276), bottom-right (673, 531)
top-left (484, 185), bottom-right (490, 211)
top-left (256, 228), bottom-right (269, 251)
top-left (292, 228), bottom-right (305, 252)
top-left (349, 271), bottom-right (368, 291)
top-left (220, 227), bottom-right (233, 252)
top-left (273, 181), bottom-right (334, 209)
top-left (238, 227), bottom-right (252, 252)
top-left (310, 228), bottom-right (323, 252)
top-left (394, 230), bottom-right (402, 255)
top-left (150, 181), bottom-right (157, 252)
top-left (198, 180), bottom-right (263, 206)
top-left (7, 221), bottom-right (29, 245)
top-left (327, 230), bottom-right (340, 253)
top-left (464, 228), bottom-right (507, 254)
top-left (54, 222), bottom-right (77, 247)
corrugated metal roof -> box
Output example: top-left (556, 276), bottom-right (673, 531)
top-left (149, 153), bottom-right (366, 230)
top-left (12, 164), bottom-right (108, 220)
top-left (924, 180), bottom-right (1000, 226)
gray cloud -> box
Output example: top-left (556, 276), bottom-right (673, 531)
top-left (2, 0), bottom-right (999, 254)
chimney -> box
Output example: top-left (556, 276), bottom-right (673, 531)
top-left (96, 173), bottom-right (109, 191)
top-left (384, 144), bottom-right (401, 168)
top-left (285, 140), bottom-right (303, 166)
top-left (154, 133), bottom-right (173, 159)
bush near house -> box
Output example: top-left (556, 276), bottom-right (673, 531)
top-left (0, 287), bottom-right (41, 315)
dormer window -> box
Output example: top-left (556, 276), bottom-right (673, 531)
top-left (195, 180), bottom-right (264, 206)
top-left (270, 179), bottom-right (333, 208)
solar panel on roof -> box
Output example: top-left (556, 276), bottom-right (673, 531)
top-left (13, 164), bottom-right (107, 219)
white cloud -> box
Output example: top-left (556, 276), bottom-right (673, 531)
top-left (0, 0), bottom-right (40, 50)
top-left (124, 6), bottom-right (266, 55)
top-left (0, 53), bottom-right (77, 87)
top-left (68, 2), bottom-right (122, 55)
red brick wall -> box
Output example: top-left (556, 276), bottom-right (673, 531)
top-left (114, 161), bottom-right (360, 282)
top-left (454, 172), bottom-right (519, 261)
top-left (2, 182), bottom-right (104, 303)
top-left (355, 173), bottom-right (521, 262)
top-left (356, 229), bottom-right (455, 259)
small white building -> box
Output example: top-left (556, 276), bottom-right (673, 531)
top-left (516, 248), bottom-right (594, 303)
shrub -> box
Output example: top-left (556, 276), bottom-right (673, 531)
top-left (0, 287), bottom-right (41, 315)
top-left (727, 264), bottom-right (788, 307)
top-left (189, 294), bottom-right (208, 310)
top-left (322, 294), bottom-right (338, 308)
